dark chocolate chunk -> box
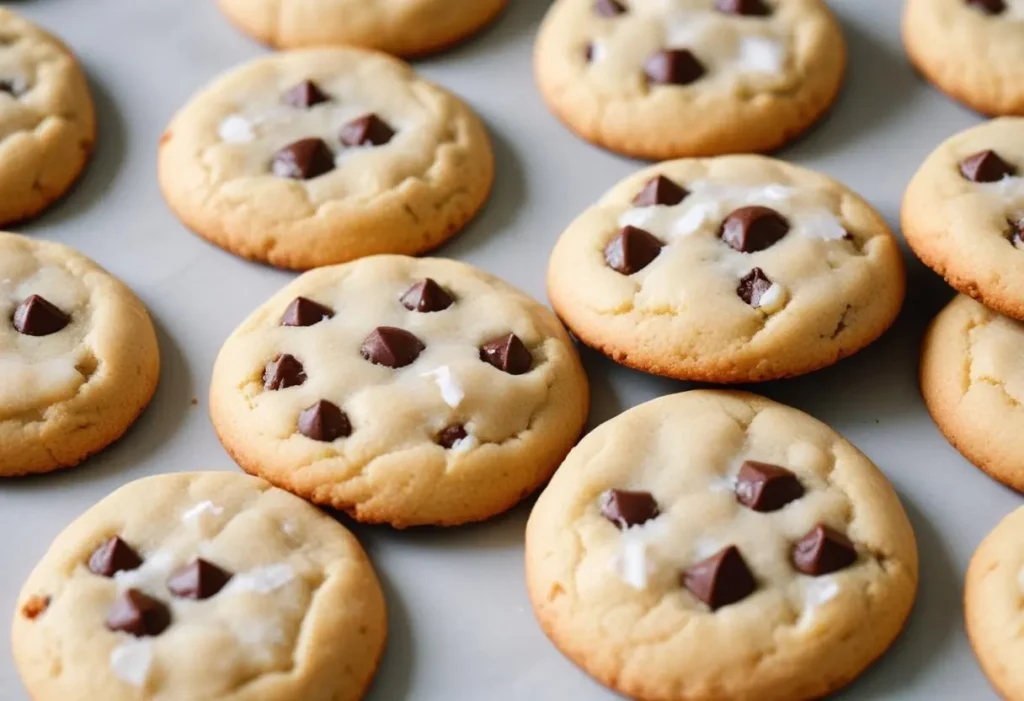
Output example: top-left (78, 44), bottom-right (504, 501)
top-left (280, 297), bottom-right (334, 327)
top-left (88, 537), bottom-right (143, 578)
top-left (595, 0), bottom-right (627, 16)
top-left (966, 0), bottom-right (1006, 14)
top-left (283, 80), bottom-right (329, 108)
top-left (644, 49), bottom-right (706, 86)
top-left (599, 489), bottom-right (659, 528)
top-left (12, 295), bottom-right (70, 336)
top-left (105, 589), bottom-right (171, 637)
top-left (263, 354), bottom-right (307, 390)
top-left (716, 0), bottom-right (771, 15)
top-left (437, 424), bottom-right (468, 449)
top-left (720, 206), bottom-right (790, 252)
top-left (633, 175), bottom-right (689, 207)
top-left (401, 279), bottom-right (453, 313)
top-left (271, 138), bottom-right (335, 180)
top-left (479, 333), bottom-right (532, 375)
top-left (734, 460), bottom-right (804, 512)
top-left (737, 268), bottom-right (774, 307)
top-left (167, 558), bottom-right (233, 600)
top-left (792, 525), bottom-right (858, 576)
top-left (960, 149), bottom-right (1015, 182)
top-left (682, 545), bottom-right (757, 610)
top-left (360, 327), bottom-right (424, 368)
top-left (340, 114), bottom-right (395, 147)
top-left (604, 226), bottom-right (663, 274)
top-left (298, 400), bottom-right (352, 441)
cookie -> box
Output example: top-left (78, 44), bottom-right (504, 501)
top-left (903, 118), bottom-right (1024, 320)
top-left (525, 389), bottom-right (918, 701)
top-left (209, 254), bottom-right (590, 527)
top-left (158, 48), bottom-right (494, 270)
top-left (0, 9), bottom-right (96, 226)
top-left (547, 155), bottom-right (906, 383)
top-left (218, 0), bottom-right (508, 58)
top-left (533, 0), bottom-right (846, 160)
top-left (0, 232), bottom-right (159, 476)
top-left (12, 471), bottom-right (387, 701)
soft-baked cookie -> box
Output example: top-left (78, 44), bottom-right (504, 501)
top-left (158, 48), bottom-right (493, 270)
top-left (0, 232), bottom-right (159, 476)
top-left (526, 389), bottom-right (918, 701)
top-left (921, 294), bottom-right (1024, 491)
top-left (218, 0), bottom-right (508, 58)
top-left (533, 0), bottom-right (846, 160)
top-left (548, 155), bottom-right (906, 382)
top-left (903, 118), bottom-right (1024, 320)
top-left (209, 255), bottom-right (590, 527)
top-left (0, 9), bottom-right (96, 226)
top-left (12, 471), bottom-right (387, 701)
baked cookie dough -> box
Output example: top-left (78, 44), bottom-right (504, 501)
top-left (903, 117), bottom-right (1024, 320)
top-left (0, 232), bottom-right (159, 476)
top-left (210, 255), bottom-right (590, 527)
top-left (218, 0), bottom-right (508, 58)
top-left (158, 48), bottom-right (494, 270)
top-left (12, 471), bottom-right (387, 701)
top-left (526, 389), bottom-right (918, 701)
top-left (533, 0), bottom-right (846, 159)
top-left (0, 9), bottom-right (96, 226)
top-left (548, 155), bottom-right (906, 383)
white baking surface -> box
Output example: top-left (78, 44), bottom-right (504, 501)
top-left (0, 1), bottom-right (1010, 699)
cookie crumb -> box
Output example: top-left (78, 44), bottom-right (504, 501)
top-left (21, 595), bottom-right (50, 620)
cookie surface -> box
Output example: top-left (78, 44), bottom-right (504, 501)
top-left (12, 471), bottom-right (387, 701)
top-left (526, 389), bottom-right (918, 701)
top-left (903, 118), bottom-right (1024, 320)
top-left (218, 0), bottom-right (508, 58)
top-left (0, 232), bottom-right (159, 476)
top-left (158, 48), bottom-right (494, 270)
top-left (210, 255), bottom-right (589, 527)
top-left (533, 0), bottom-right (846, 160)
top-left (0, 9), bottom-right (96, 226)
top-left (548, 155), bottom-right (905, 382)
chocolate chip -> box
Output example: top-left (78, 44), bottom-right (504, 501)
top-left (716, 0), bottom-right (771, 15)
top-left (644, 49), bottom-right (706, 86)
top-left (280, 297), bottom-right (334, 327)
top-left (298, 400), bottom-right (351, 441)
top-left (604, 226), bottom-right (663, 274)
top-left (480, 333), bottom-right (532, 375)
top-left (263, 354), bottom-right (307, 390)
top-left (167, 559), bottom-right (233, 600)
top-left (682, 545), bottom-right (756, 610)
top-left (283, 80), bottom-right (329, 108)
top-left (720, 206), bottom-right (790, 252)
top-left (12, 295), bottom-right (70, 336)
top-left (792, 525), bottom-right (857, 576)
top-left (106, 589), bottom-right (171, 637)
top-left (361, 327), bottom-right (425, 368)
top-left (21, 595), bottom-right (50, 621)
top-left (0, 80), bottom-right (16, 95)
top-left (734, 461), bottom-right (804, 512)
top-left (960, 150), bottom-right (1015, 182)
top-left (967, 0), bottom-right (1006, 14)
top-left (633, 175), bottom-right (688, 207)
top-left (340, 114), bottom-right (395, 147)
top-left (401, 279), bottom-right (454, 313)
top-left (737, 268), bottom-right (774, 307)
top-left (88, 536), bottom-right (142, 578)
top-left (595, 0), bottom-right (627, 16)
top-left (437, 424), bottom-right (468, 449)
top-left (599, 489), bottom-right (659, 528)
top-left (271, 138), bottom-right (335, 180)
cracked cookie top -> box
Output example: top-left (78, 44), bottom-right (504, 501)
top-left (12, 472), bottom-right (387, 701)
top-left (548, 155), bottom-right (905, 383)
top-left (210, 255), bottom-right (590, 527)
top-left (525, 389), bottom-right (918, 701)
top-left (158, 47), bottom-right (494, 270)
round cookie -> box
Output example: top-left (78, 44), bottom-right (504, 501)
top-left (209, 255), bottom-right (590, 527)
top-left (0, 232), bottom-right (159, 476)
top-left (12, 471), bottom-right (387, 701)
top-left (548, 155), bottom-right (906, 383)
top-left (921, 294), bottom-right (1024, 491)
top-left (526, 389), bottom-right (918, 701)
top-left (158, 48), bottom-right (494, 270)
top-left (533, 0), bottom-right (846, 160)
top-left (903, 118), bottom-right (1024, 320)
top-left (218, 0), bottom-right (508, 58)
top-left (0, 9), bottom-right (96, 226)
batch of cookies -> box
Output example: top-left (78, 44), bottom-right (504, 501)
top-left (3, 0), bottom-right (1024, 699)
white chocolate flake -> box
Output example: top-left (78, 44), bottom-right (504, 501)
top-left (707, 475), bottom-right (738, 493)
top-left (227, 563), bottom-right (295, 594)
top-left (451, 432), bottom-right (479, 454)
top-left (798, 577), bottom-right (840, 627)
top-left (110, 639), bottom-right (153, 688)
top-left (588, 42), bottom-right (607, 63)
top-left (421, 366), bottom-right (464, 408)
top-left (982, 176), bottom-right (1024, 200)
top-left (799, 210), bottom-right (848, 241)
top-left (114, 551), bottom-right (175, 593)
top-left (611, 518), bottom-right (669, 590)
top-left (181, 500), bottom-right (224, 538)
top-left (736, 36), bottom-right (786, 75)
top-left (0, 356), bottom-right (83, 413)
top-left (756, 283), bottom-right (787, 315)
top-left (218, 114), bottom-right (255, 143)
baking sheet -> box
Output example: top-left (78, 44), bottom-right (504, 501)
top-left (0, 0), bottom-right (1009, 698)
